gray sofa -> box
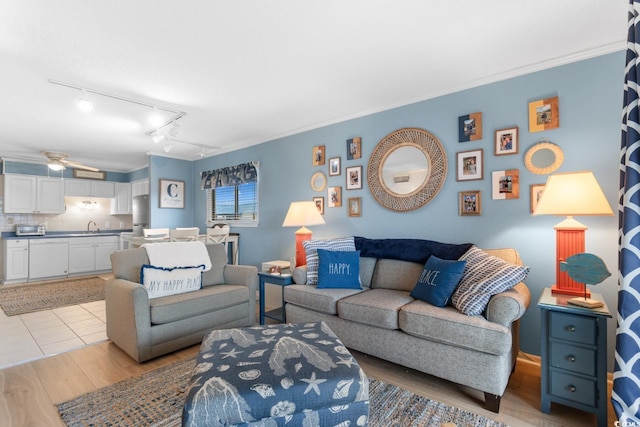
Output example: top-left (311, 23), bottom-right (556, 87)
top-left (106, 243), bottom-right (258, 362)
top-left (284, 244), bottom-right (530, 413)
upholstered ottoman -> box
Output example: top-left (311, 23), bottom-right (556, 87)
top-left (181, 322), bottom-right (369, 426)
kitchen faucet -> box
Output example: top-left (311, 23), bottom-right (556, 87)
top-left (87, 220), bottom-right (98, 234)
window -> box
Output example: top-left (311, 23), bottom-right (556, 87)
top-left (204, 162), bottom-right (259, 227)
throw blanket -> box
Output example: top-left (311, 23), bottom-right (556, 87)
top-left (354, 236), bottom-right (473, 264)
top-left (142, 241), bottom-right (212, 271)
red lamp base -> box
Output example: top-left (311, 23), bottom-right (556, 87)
top-left (552, 218), bottom-right (590, 297)
top-left (294, 227), bottom-right (312, 266)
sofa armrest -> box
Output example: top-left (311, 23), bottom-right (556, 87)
top-left (104, 278), bottom-right (153, 362)
top-left (485, 282), bottom-right (531, 327)
top-left (292, 265), bottom-right (308, 284)
top-left (223, 264), bottom-right (258, 324)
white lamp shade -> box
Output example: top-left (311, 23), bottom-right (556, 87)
top-left (533, 171), bottom-right (613, 217)
top-left (282, 201), bottom-right (325, 228)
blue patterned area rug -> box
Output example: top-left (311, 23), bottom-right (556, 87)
top-left (56, 356), bottom-right (509, 427)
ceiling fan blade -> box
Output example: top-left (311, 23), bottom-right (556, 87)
top-left (62, 160), bottom-right (99, 172)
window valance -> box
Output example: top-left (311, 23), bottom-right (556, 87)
top-left (201, 161), bottom-right (259, 190)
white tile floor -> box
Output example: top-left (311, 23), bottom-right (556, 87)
top-left (0, 296), bottom-right (107, 369)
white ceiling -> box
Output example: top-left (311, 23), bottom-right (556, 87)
top-left (0, 1), bottom-right (628, 173)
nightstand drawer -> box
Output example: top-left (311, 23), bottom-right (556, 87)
top-left (550, 342), bottom-right (596, 376)
top-left (549, 311), bottom-right (596, 345)
top-left (549, 371), bottom-right (597, 406)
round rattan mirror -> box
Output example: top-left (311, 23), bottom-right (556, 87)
top-left (368, 128), bottom-right (447, 211)
top-left (310, 171), bottom-right (327, 192)
top-left (524, 140), bottom-right (564, 175)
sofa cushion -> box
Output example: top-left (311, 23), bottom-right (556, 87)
top-left (140, 264), bottom-right (205, 299)
top-left (284, 284), bottom-right (363, 315)
top-left (452, 246), bottom-right (530, 315)
top-left (410, 256), bottom-right (466, 307)
top-left (399, 300), bottom-right (512, 355)
top-left (150, 284), bottom-right (249, 324)
top-left (370, 258), bottom-right (424, 292)
top-left (317, 249), bottom-right (361, 289)
top-left (354, 236), bottom-right (473, 264)
top-left (302, 237), bottom-right (356, 285)
top-left (338, 289), bottom-right (413, 330)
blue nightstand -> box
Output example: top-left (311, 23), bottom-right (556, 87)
top-left (538, 288), bottom-right (611, 426)
top-left (258, 272), bottom-right (294, 325)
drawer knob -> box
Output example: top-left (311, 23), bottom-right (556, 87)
top-left (567, 384), bottom-right (576, 393)
top-left (566, 325), bottom-right (576, 332)
top-left (566, 355), bottom-right (576, 363)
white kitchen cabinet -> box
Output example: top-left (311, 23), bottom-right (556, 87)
top-left (3, 174), bottom-right (65, 214)
top-left (29, 238), bottom-right (69, 280)
top-left (65, 179), bottom-right (115, 198)
top-left (68, 236), bottom-right (118, 274)
top-left (3, 239), bottom-right (29, 283)
top-left (110, 182), bottom-right (132, 214)
top-left (131, 178), bottom-right (149, 197)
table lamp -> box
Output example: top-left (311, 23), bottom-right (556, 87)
top-left (282, 201), bottom-right (325, 266)
top-left (533, 171), bottom-right (613, 296)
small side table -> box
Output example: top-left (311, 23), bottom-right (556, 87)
top-left (538, 288), bottom-right (611, 426)
top-left (258, 272), bottom-right (294, 325)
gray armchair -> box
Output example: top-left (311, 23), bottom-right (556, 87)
top-left (106, 243), bottom-right (257, 362)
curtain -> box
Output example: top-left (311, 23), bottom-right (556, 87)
top-left (200, 161), bottom-right (258, 190)
top-left (614, 1), bottom-right (640, 422)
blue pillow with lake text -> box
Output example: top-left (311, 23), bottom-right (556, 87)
top-left (316, 249), bottom-right (361, 289)
top-left (410, 255), bottom-right (466, 307)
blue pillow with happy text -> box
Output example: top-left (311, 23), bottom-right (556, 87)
top-left (410, 255), bottom-right (466, 307)
top-left (316, 249), bottom-right (361, 289)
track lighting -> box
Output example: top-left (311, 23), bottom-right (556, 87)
top-left (198, 147), bottom-right (206, 158)
top-left (169, 121), bottom-right (180, 137)
top-left (77, 90), bottom-right (93, 112)
top-left (152, 131), bottom-right (165, 144)
top-left (162, 144), bottom-right (173, 153)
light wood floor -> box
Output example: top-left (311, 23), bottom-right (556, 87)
top-left (0, 337), bottom-right (615, 427)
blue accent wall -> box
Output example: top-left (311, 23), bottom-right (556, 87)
top-left (191, 51), bottom-right (625, 367)
top-left (148, 155), bottom-right (195, 229)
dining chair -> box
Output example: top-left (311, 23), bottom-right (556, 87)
top-left (143, 228), bottom-right (170, 238)
top-left (206, 225), bottom-right (230, 249)
top-left (169, 228), bottom-right (199, 242)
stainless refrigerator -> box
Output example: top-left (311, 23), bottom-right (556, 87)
top-left (132, 195), bottom-right (149, 236)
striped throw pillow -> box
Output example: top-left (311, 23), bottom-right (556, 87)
top-left (302, 237), bottom-right (356, 285)
top-left (452, 246), bottom-right (529, 315)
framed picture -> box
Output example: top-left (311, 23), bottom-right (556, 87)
top-left (494, 127), bottom-right (518, 156)
top-left (459, 191), bottom-right (481, 216)
top-left (328, 186), bottom-right (342, 207)
top-left (348, 197), bottom-right (362, 217)
top-left (312, 145), bottom-right (326, 166)
top-left (530, 183), bottom-right (545, 213)
top-left (458, 112), bottom-right (482, 142)
top-left (159, 179), bottom-right (185, 208)
top-left (346, 137), bottom-right (362, 160)
top-left (456, 149), bottom-right (483, 181)
top-left (73, 169), bottom-right (106, 180)
top-left (491, 169), bottom-right (520, 200)
top-left (313, 196), bottom-right (325, 215)
top-left (346, 165), bottom-right (363, 190)
top-left (329, 157), bottom-right (341, 176)
top-left (529, 96), bottom-right (559, 132)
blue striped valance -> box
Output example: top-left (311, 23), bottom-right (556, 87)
top-left (200, 161), bottom-right (259, 190)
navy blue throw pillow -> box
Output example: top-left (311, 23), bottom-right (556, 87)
top-left (316, 249), bottom-right (361, 289)
top-left (410, 256), bottom-right (466, 307)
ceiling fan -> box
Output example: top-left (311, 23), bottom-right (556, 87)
top-left (41, 151), bottom-right (100, 172)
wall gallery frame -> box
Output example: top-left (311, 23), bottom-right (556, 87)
top-left (348, 197), bottom-right (362, 217)
top-left (346, 137), bottom-right (362, 160)
top-left (346, 165), bottom-right (363, 190)
top-left (458, 112), bottom-right (482, 142)
top-left (530, 183), bottom-right (545, 213)
top-left (159, 179), bottom-right (185, 208)
top-left (328, 186), bottom-right (342, 207)
top-left (491, 169), bottom-right (520, 200)
top-left (528, 96), bottom-right (559, 132)
top-left (456, 149), bottom-right (483, 181)
top-left (494, 127), bottom-right (518, 156)
top-left (312, 145), bottom-right (326, 166)
top-left (459, 190), bottom-right (481, 216)
top-left (313, 196), bottom-right (325, 215)
top-left (329, 157), bottom-right (341, 176)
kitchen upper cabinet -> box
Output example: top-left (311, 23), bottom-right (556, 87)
top-left (65, 179), bottom-right (115, 198)
top-left (131, 178), bottom-right (149, 197)
top-left (3, 174), bottom-right (65, 214)
top-left (110, 182), bottom-right (132, 214)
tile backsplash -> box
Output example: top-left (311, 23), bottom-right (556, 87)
top-left (0, 196), bottom-right (132, 232)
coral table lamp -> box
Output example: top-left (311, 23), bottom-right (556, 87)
top-left (282, 201), bottom-right (325, 266)
top-left (533, 171), bottom-right (613, 296)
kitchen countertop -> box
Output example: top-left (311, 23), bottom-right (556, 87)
top-left (1, 230), bottom-right (132, 239)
